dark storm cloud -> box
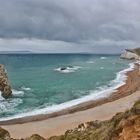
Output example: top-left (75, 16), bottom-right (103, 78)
top-left (0, 0), bottom-right (140, 41)
top-left (0, 0), bottom-right (140, 53)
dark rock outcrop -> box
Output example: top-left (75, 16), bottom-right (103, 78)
top-left (0, 64), bottom-right (12, 99)
top-left (60, 67), bottom-right (67, 71)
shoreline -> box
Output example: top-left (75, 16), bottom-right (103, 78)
top-left (2, 88), bottom-right (140, 139)
top-left (0, 62), bottom-right (139, 125)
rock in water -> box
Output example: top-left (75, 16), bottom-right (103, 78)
top-left (0, 64), bottom-right (12, 99)
top-left (60, 67), bottom-right (67, 71)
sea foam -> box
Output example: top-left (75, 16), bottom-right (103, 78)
top-left (0, 91), bottom-right (23, 113)
top-left (100, 57), bottom-right (107, 60)
top-left (86, 60), bottom-right (95, 64)
top-left (54, 66), bottom-right (81, 73)
top-left (0, 89), bottom-right (24, 114)
top-left (21, 86), bottom-right (31, 91)
top-left (12, 89), bottom-right (25, 97)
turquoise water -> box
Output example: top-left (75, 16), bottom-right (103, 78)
top-left (0, 54), bottom-right (130, 119)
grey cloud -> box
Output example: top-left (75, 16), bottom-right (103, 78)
top-left (0, 0), bottom-right (140, 41)
top-left (0, 38), bottom-right (138, 54)
top-left (0, 0), bottom-right (140, 52)
top-left (0, 38), bottom-right (85, 53)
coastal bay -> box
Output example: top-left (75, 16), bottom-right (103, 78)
top-left (0, 54), bottom-right (131, 120)
top-left (1, 62), bottom-right (140, 139)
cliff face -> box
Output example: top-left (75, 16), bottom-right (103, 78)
top-left (0, 64), bottom-right (12, 99)
top-left (1, 97), bottom-right (140, 140)
top-left (120, 48), bottom-right (140, 60)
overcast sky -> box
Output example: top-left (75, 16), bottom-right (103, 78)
top-left (0, 0), bottom-right (140, 53)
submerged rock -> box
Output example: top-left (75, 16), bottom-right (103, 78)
top-left (60, 67), bottom-right (67, 71)
top-left (0, 64), bottom-right (12, 99)
top-left (60, 66), bottom-right (73, 71)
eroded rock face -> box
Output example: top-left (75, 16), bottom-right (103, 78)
top-left (0, 64), bottom-right (12, 99)
top-left (120, 49), bottom-right (140, 60)
top-left (120, 50), bottom-right (140, 60)
top-left (112, 115), bottom-right (140, 140)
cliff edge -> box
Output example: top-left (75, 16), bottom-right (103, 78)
top-left (0, 64), bottom-right (12, 99)
top-left (120, 48), bottom-right (140, 60)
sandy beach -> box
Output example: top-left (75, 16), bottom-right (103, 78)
top-left (0, 62), bottom-right (140, 139)
top-left (2, 90), bottom-right (140, 139)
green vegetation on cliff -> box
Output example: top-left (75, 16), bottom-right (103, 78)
top-left (128, 47), bottom-right (140, 56)
top-left (133, 48), bottom-right (140, 56)
top-left (48, 99), bottom-right (140, 140)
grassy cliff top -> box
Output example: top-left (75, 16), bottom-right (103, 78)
top-left (133, 48), bottom-right (140, 56)
top-left (127, 48), bottom-right (140, 56)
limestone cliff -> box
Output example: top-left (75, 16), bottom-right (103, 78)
top-left (0, 64), bottom-right (12, 99)
top-left (120, 48), bottom-right (140, 60)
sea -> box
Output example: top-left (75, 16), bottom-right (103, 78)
top-left (0, 54), bottom-right (133, 121)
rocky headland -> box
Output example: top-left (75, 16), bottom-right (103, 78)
top-left (120, 48), bottom-right (140, 60)
top-left (0, 64), bottom-right (12, 99)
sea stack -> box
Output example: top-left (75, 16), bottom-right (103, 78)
top-left (0, 64), bottom-right (12, 99)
